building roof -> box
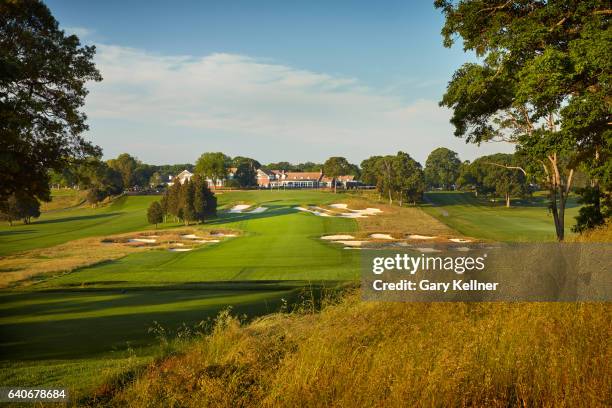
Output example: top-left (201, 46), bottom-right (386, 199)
top-left (283, 172), bottom-right (323, 181)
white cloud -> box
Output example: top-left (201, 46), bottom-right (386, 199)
top-left (86, 44), bottom-right (513, 164)
top-left (64, 26), bottom-right (94, 38)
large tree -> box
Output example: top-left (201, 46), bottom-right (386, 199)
top-left (232, 157), bottom-right (259, 187)
top-left (195, 152), bottom-right (230, 189)
top-left (1, 0), bottom-right (102, 202)
top-left (323, 156), bottom-right (351, 193)
top-left (436, 0), bottom-right (611, 241)
top-left (107, 153), bottom-right (139, 189)
top-left (424, 147), bottom-right (461, 189)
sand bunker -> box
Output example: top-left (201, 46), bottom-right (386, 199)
top-left (408, 234), bottom-right (436, 240)
top-left (295, 207), bottom-right (331, 217)
top-left (332, 240), bottom-right (368, 247)
top-left (210, 232), bottom-right (237, 237)
top-left (321, 235), bottom-right (355, 240)
top-left (172, 242), bottom-right (185, 247)
top-left (128, 238), bottom-right (156, 243)
top-left (370, 233), bottom-right (394, 240)
top-left (228, 204), bottom-right (251, 213)
top-left (449, 238), bottom-right (472, 243)
top-left (248, 207), bottom-right (267, 213)
top-left (297, 204), bottom-right (382, 218)
top-left (181, 234), bottom-right (202, 239)
top-left (416, 247), bottom-right (442, 253)
top-left (169, 248), bottom-right (193, 252)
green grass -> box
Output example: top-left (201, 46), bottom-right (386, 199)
top-left (0, 195), bottom-right (161, 256)
top-left (422, 191), bottom-right (580, 242)
top-left (0, 190), bottom-right (359, 396)
top-left (1, 188), bottom-right (584, 399)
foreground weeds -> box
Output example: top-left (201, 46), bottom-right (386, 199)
top-left (104, 295), bottom-right (611, 408)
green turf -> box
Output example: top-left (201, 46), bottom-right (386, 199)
top-left (421, 191), bottom-right (580, 242)
top-left (0, 195), bottom-right (162, 256)
top-left (0, 190), bottom-right (359, 395)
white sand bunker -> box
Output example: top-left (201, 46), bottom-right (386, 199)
top-left (181, 234), bottom-right (202, 239)
top-left (195, 239), bottom-right (220, 243)
top-left (337, 212), bottom-right (368, 218)
top-left (370, 233), bottom-right (394, 240)
top-left (408, 234), bottom-right (436, 240)
top-left (228, 204), bottom-right (251, 213)
top-left (416, 247), bottom-right (442, 253)
top-left (295, 206), bottom-right (331, 217)
top-left (321, 235), bottom-right (355, 240)
top-left (248, 207), bottom-right (267, 213)
top-left (169, 248), bottom-right (193, 252)
top-left (128, 238), bottom-right (156, 243)
top-left (329, 203), bottom-right (348, 209)
top-left (332, 240), bottom-right (368, 247)
top-left (449, 238), bottom-right (472, 243)
top-left (210, 232), bottom-right (237, 237)
top-left (172, 242), bottom-right (185, 247)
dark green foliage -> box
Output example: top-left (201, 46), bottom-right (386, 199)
top-left (233, 158), bottom-right (258, 187)
top-left (361, 153), bottom-right (425, 205)
top-left (572, 186), bottom-right (609, 233)
top-left (86, 186), bottom-right (107, 206)
top-left (0, 0), bottom-right (102, 202)
top-left (161, 177), bottom-right (216, 225)
top-left (424, 147), bottom-right (461, 189)
top-left (323, 157), bottom-right (352, 193)
top-left (147, 201), bottom-right (164, 228)
top-left (435, 0), bottom-right (610, 240)
top-left (0, 193), bottom-right (40, 225)
top-left (195, 152), bottom-right (230, 188)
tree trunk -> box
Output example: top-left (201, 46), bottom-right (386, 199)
top-left (388, 190), bottom-right (393, 205)
top-left (334, 178), bottom-right (337, 194)
top-left (505, 193), bottom-right (511, 208)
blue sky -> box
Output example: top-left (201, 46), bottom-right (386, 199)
top-left (47, 0), bottom-right (513, 165)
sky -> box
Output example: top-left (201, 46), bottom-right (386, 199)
top-left (46, 0), bottom-right (514, 165)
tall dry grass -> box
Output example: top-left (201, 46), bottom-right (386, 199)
top-left (104, 295), bottom-right (611, 408)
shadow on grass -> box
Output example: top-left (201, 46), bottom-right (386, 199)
top-left (0, 281), bottom-right (341, 360)
top-left (31, 213), bottom-right (122, 226)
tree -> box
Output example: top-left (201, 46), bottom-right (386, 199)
top-left (479, 154), bottom-right (529, 208)
top-left (0, 0), bottom-right (102, 202)
top-left (192, 175), bottom-right (217, 222)
top-left (424, 148), bottom-right (461, 189)
top-left (195, 152), bottom-right (230, 189)
top-left (232, 157), bottom-right (259, 187)
top-left (147, 201), bottom-right (164, 228)
top-left (0, 193), bottom-right (40, 225)
top-left (86, 186), bottom-right (106, 206)
top-left (180, 180), bottom-right (196, 225)
top-left (323, 157), bottom-right (351, 193)
top-left (266, 162), bottom-right (294, 171)
top-left (107, 153), bottom-right (139, 189)
top-left (393, 152), bottom-right (426, 206)
top-left (360, 156), bottom-right (382, 186)
top-left (436, 0), bottom-right (611, 241)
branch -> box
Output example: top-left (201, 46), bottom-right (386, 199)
top-left (483, 161), bottom-right (527, 176)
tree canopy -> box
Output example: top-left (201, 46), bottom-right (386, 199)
top-left (1, 0), bottom-right (102, 202)
top-left (424, 147), bottom-right (461, 189)
top-left (195, 152), bottom-right (230, 188)
top-left (323, 157), bottom-right (351, 193)
top-left (436, 0), bottom-right (611, 240)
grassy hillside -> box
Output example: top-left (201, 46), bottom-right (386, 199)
top-left (0, 190), bottom-right (362, 397)
top-left (0, 195), bottom-right (161, 256)
top-left (422, 191), bottom-right (580, 241)
top-left (105, 295), bottom-right (611, 408)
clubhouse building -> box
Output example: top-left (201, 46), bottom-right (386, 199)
top-left (256, 169), bottom-right (356, 189)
